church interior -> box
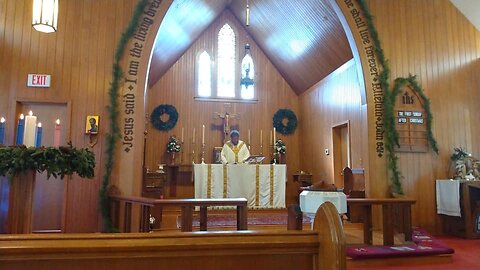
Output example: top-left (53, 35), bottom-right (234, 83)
top-left (1, 0), bottom-right (480, 269)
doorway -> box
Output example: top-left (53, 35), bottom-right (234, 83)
top-left (17, 101), bottom-right (70, 232)
top-left (332, 121), bottom-right (351, 188)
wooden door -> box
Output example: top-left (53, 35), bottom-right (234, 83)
top-left (332, 121), bottom-right (351, 188)
top-left (19, 102), bottom-right (69, 232)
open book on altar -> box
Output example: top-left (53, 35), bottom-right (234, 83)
top-left (244, 155), bottom-right (265, 164)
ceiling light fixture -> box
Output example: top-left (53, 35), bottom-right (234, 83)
top-left (245, 0), bottom-right (250, 27)
top-left (32, 0), bottom-right (59, 33)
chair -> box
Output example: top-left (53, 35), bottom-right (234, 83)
top-left (343, 167), bottom-right (365, 222)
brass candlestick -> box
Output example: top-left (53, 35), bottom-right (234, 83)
top-left (191, 142), bottom-right (196, 164)
top-left (180, 141), bottom-right (184, 164)
top-left (201, 143), bottom-right (206, 164)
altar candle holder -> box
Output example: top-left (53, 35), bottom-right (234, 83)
top-left (191, 142), bottom-right (196, 164)
top-left (201, 143), bottom-right (206, 164)
top-left (180, 141), bottom-right (184, 164)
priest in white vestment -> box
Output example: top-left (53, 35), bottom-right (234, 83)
top-left (221, 130), bottom-right (250, 164)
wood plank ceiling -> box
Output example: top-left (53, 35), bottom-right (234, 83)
top-left (148, 0), bottom-right (353, 95)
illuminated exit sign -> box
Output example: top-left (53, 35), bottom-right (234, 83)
top-left (27, 74), bottom-right (51, 87)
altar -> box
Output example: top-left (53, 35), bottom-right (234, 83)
top-left (194, 164), bottom-right (286, 208)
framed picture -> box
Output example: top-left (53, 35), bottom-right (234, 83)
top-left (213, 147), bottom-right (223, 164)
top-left (85, 115), bottom-right (99, 134)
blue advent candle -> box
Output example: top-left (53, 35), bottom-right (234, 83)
top-left (0, 117), bottom-right (5, 145)
top-left (15, 114), bottom-right (25, 145)
top-left (35, 123), bottom-right (42, 148)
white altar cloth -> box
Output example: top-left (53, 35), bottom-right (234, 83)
top-left (194, 164), bottom-right (286, 208)
top-left (299, 191), bottom-right (347, 215)
top-left (436, 179), bottom-right (461, 217)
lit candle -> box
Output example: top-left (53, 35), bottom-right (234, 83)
top-left (53, 119), bottom-right (61, 147)
top-left (202, 124), bottom-right (205, 144)
top-left (273, 127), bottom-right (276, 143)
top-left (0, 117), bottom-right (5, 145)
top-left (15, 114), bottom-right (25, 145)
top-left (260, 129), bottom-right (263, 148)
top-left (181, 127), bottom-right (184, 143)
top-left (35, 123), bottom-right (42, 147)
top-left (192, 128), bottom-right (196, 143)
top-left (248, 129), bottom-right (251, 145)
top-left (23, 111), bottom-right (37, 147)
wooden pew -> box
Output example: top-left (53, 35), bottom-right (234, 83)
top-left (0, 202), bottom-right (346, 270)
top-left (109, 195), bottom-right (248, 232)
top-left (347, 198), bottom-right (416, 246)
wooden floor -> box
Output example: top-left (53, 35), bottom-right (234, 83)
top-left (154, 208), bottom-right (454, 269)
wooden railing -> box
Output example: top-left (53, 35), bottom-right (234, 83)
top-left (347, 198), bottom-right (416, 245)
top-left (0, 202), bottom-right (346, 270)
top-left (109, 194), bottom-right (248, 232)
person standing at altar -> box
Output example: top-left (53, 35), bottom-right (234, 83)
top-left (221, 130), bottom-right (250, 164)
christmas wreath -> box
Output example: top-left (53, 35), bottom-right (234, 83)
top-left (273, 109), bottom-right (297, 135)
top-left (151, 104), bottom-right (179, 131)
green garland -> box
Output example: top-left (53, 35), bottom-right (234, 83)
top-left (273, 109), bottom-right (298, 135)
top-left (100, 0), bottom-right (149, 232)
top-left (357, 0), bottom-right (438, 195)
top-left (0, 144), bottom-right (95, 180)
top-left (151, 104), bottom-right (179, 131)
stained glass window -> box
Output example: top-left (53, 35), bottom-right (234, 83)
top-left (217, 24), bottom-right (235, 98)
top-left (240, 45), bottom-right (255, 99)
top-left (197, 51), bottom-right (211, 97)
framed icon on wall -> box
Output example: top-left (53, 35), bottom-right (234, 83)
top-left (85, 115), bottom-right (99, 134)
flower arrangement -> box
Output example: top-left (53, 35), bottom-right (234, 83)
top-left (274, 139), bottom-right (286, 155)
top-left (451, 147), bottom-right (480, 180)
top-left (166, 136), bottom-right (181, 153)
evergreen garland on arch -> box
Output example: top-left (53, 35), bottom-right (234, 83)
top-left (273, 109), bottom-right (298, 135)
top-left (151, 104), bottom-right (179, 131)
top-left (357, 0), bottom-right (438, 195)
top-left (99, 0), bottom-right (149, 232)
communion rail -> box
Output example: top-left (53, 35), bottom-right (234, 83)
top-left (109, 195), bottom-right (248, 232)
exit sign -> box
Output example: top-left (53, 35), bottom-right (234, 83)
top-left (27, 74), bottom-right (51, 87)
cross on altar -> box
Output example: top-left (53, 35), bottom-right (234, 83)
top-left (213, 103), bottom-right (240, 143)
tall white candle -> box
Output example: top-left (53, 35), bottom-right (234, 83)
top-left (181, 127), bottom-right (184, 143)
top-left (53, 119), bottom-right (61, 147)
top-left (193, 128), bottom-right (196, 143)
top-left (248, 129), bottom-right (251, 145)
top-left (260, 129), bottom-right (263, 147)
top-left (202, 124), bottom-right (205, 144)
top-left (23, 111), bottom-right (37, 147)
top-left (273, 127), bottom-right (276, 143)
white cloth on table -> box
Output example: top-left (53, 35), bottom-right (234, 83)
top-left (299, 191), bottom-right (347, 215)
top-left (194, 163), bottom-right (286, 208)
top-left (436, 179), bottom-right (461, 217)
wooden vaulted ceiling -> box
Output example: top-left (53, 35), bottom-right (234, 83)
top-left (148, 0), bottom-right (353, 95)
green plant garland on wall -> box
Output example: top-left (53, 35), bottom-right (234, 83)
top-left (357, 0), bottom-right (438, 195)
top-left (273, 109), bottom-right (298, 135)
top-left (99, 0), bottom-right (149, 232)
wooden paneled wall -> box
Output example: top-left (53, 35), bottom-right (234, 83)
top-left (146, 10), bottom-right (301, 203)
top-left (299, 59), bottom-right (366, 188)
top-left (363, 0), bottom-right (480, 232)
top-left (0, 0), bottom-right (136, 232)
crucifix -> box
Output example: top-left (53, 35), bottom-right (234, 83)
top-left (213, 103), bottom-right (240, 143)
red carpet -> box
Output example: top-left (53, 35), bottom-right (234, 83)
top-left (177, 213), bottom-right (311, 228)
top-left (347, 228), bottom-right (454, 259)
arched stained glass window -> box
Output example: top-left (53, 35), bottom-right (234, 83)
top-left (240, 44), bottom-right (255, 99)
top-left (217, 24), bottom-right (235, 98)
top-left (197, 51), bottom-right (211, 97)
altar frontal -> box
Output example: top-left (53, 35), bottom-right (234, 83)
top-left (194, 164), bottom-right (286, 208)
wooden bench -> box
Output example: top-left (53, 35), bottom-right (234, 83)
top-left (109, 195), bottom-right (248, 232)
top-left (0, 202), bottom-right (346, 270)
top-left (347, 198), bottom-right (416, 246)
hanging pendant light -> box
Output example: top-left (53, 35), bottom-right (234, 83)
top-left (32, 0), bottom-right (59, 33)
top-left (245, 0), bottom-right (250, 26)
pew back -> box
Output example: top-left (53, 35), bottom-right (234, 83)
top-left (0, 202), bottom-right (346, 270)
